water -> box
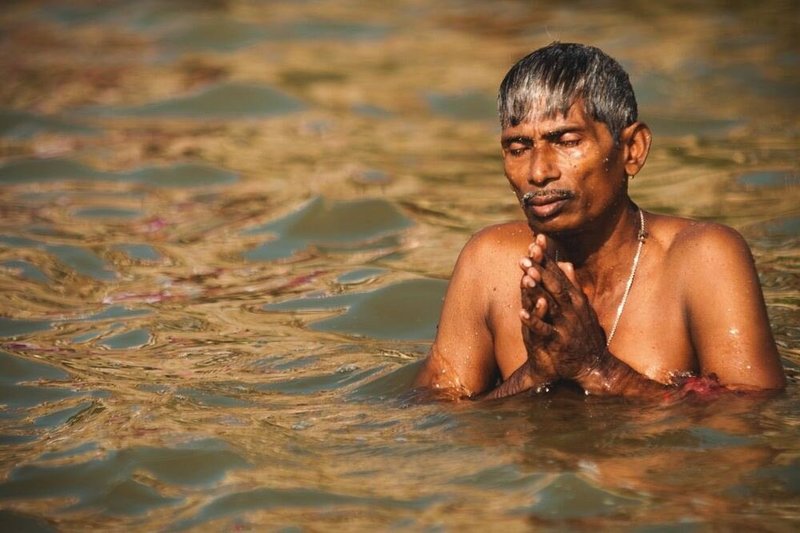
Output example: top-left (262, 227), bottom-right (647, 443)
top-left (1, 0), bottom-right (798, 530)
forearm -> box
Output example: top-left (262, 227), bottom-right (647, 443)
top-left (575, 349), bottom-right (672, 396)
top-left (482, 361), bottom-right (553, 400)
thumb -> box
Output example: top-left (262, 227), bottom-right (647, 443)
top-left (558, 261), bottom-right (578, 286)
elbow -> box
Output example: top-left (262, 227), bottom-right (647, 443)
top-left (412, 357), bottom-right (478, 400)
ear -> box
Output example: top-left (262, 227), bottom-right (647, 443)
top-left (621, 122), bottom-right (652, 177)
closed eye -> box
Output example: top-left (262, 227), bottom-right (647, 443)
top-left (544, 129), bottom-right (582, 147)
top-left (557, 138), bottom-right (580, 147)
top-left (502, 136), bottom-right (532, 157)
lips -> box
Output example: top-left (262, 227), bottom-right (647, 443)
top-left (521, 190), bottom-right (574, 218)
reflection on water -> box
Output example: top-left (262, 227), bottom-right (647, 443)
top-left (244, 196), bottom-right (414, 260)
top-left (0, 0), bottom-right (798, 530)
top-left (267, 277), bottom-right (447, 339)
top-left (0, 158), bottom-right (237, 187)
top-left (81, 83), bottom-right (307, 119)
top-left (0, 109), bottom-right (97, 140)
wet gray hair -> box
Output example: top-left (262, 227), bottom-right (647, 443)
top-left (498, 42), bottom-right (638, 143)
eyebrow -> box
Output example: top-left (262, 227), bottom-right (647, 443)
top-left (501, 126), bottom-right (584, 148)
top-left (500, 135), bottom-right (532, 148)
top-left (542, 127), bottom-right (582, 142)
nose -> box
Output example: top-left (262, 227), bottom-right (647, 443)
top-left (528, 145), bottom-right (559, 186)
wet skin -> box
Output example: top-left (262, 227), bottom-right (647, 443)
top-left (414, 102), bottom-right (785, 398)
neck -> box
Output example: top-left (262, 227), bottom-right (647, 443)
top-left (552, 199), bottom-right (642, 289)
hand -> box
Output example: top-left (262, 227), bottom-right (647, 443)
top-left (519, 234), bottom-right (607, 381)
top-left (518, 240), bottom-right (560, 382)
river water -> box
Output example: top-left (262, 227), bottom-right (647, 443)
top-left (1, 0), bottom-right (798, 530)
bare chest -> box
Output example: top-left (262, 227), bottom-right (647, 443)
top-left (600, 274), bottom-right (696, 382)
top-left (489, 263), bottom-right (697, 383)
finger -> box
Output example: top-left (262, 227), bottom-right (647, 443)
top-left (519, 256), bottom-right (533, 274)
top-left (534, 262), bottom-right (568, 302)
top-left (558, 261), bottom-right (578, 286)
top-left (534, 295), bottom-right (548, 319)
top-left (522, 276), bottom-right (559, 313)
top-left (536, 233), bottom-right (547, 253)
top-left (521, 273), bottom-right (534, 289)
top-left (533, 257), bottom-right (581, 305)
top-left (520, 257), bottom-right (545, 280)
top-left (550, 261), bottom-right (585, 307)
top-left (483, 364), bottom-right (534, 400)
top-left (520, 266), bottom-right (543, 288)
top-left (537, 233), bottom-right (560, 263)
top-left (520, 285), bottom-right (538, 314)
top-left (520, 308), bottom-right (555, 336)
top-left (528, 241), bottom-right (545, 264)
top-left (521, 289), bottom-right (549, 317)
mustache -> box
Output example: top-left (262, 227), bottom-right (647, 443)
top-left (521, 189), bottom-right (575, 206)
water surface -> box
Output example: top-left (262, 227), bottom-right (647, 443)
top-left (0, 0), bottom-right (798, 530)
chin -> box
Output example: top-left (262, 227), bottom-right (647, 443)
top-left (525, 214), bottom-right (563, 233)
top-left (526, 216), bottom-right (583, 238)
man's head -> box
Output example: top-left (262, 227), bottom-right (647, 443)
top-left (498, 42), bottom-right (637, 144)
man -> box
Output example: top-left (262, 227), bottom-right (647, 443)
top-left (414, 42), bottom-right (785, 399)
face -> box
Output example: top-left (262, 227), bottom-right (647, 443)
top-left (501, 101), bottom-right (630, 235)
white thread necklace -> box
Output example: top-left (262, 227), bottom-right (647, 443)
top-left (606, 208), bottom-right (646, 346)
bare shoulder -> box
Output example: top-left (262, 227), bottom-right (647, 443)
top-left (644, 213), bottom-right (783, 390)
top-left (446, 221), bottom-right (534, 307)
top-left (646, 213), bottom-right (754, 270)
top-left (646, 212), bottom-right (764, 312)
top-left (459, 221), bottom-right (534, 263)
top-left (469, 220), bottom-right (534, 247)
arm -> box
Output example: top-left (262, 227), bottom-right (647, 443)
top-left (412, 232), bottom-right (500, 398)
top-left (679, 224), bottom-right (785, 390)
top-left (484, 252), bottom-right (560, 400)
